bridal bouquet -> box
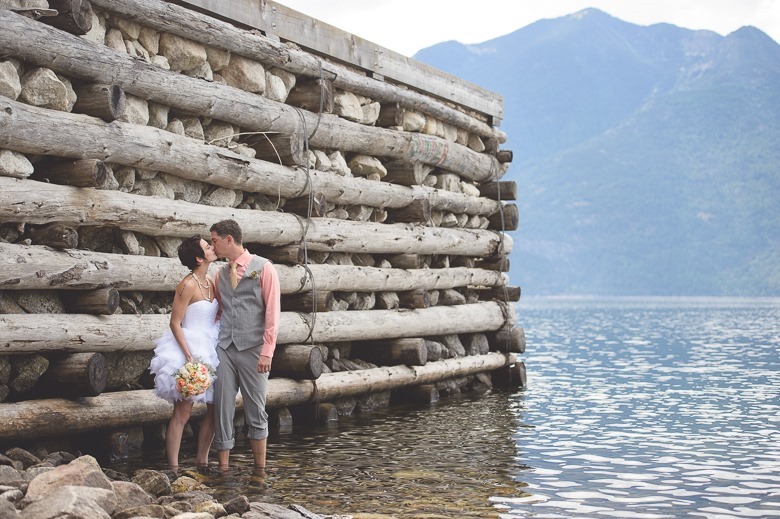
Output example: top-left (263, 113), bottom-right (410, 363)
top-left (175, 359), bottom-right (215, 398)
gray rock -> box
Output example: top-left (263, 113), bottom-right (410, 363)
top-left (118, 95), bottom-right (150, 126)
top-left (333, 91), bottom-right (362, 122)
top-left (152, 235), bottom-right (183, 258)
top-left (148, 102), bottom-right (169, 129)
top-left (112, 503), bottom-right (164, 519)
top-left (81, 10), bottom-right (106, 45)
top-left (116, 230), bottom-right (141, 255)
top-left (8, 355), bottom-right (49, 394)
top-left (194, 500), bottom-right (226, 517)
top-left (1, 487), bottom-right (23, 503)
top-left (114, 166), bottom-right (136, 192)
top-left (138, 27), bottom-right (160, 55)
top-left (104, 28), bottom-right (126, 53)
top-left (201, 187), bottom-right (238, 207)
top-left (0, 498), bottom-right (17, 518)
top-left (205, 46), bottom-right (230, 72)
top-left (137, 234), bottom-right (162, 257)
top-left (169, 490), bottom-right (212, 507)
top-left (159, 33), bottom-right (206, 72)
top-left (375, 291), bottom-right (399, 310)
top-left (360, 102), bottom-right (381, 125)
top-left (0, 357), bottom-right (10, 386)
top-left (20, 68), bottom-right (67, 111)
top-left (264, 72), bottom-right (288, 102)
top-left (4, 449), bottom-right (40, 470)
top-left (222, 495), bottom-right (249, 515)
top-left (180, 117), bottom-right (205, 140)
top-left (151, 55), bottom-right (171, 70)
top-left (0, 60), bottom-right (21, 100)
top-left (56, 74), bottom-right (77, 112)
top-left (133, 178), bottom-right (174, 199)
top-left (78, 226), bottom-right (116, 253)
top-left (23, 466), bottom-right (54, 481)
top-left (268, 67), bottom-right (296, 92)
top-left (20, 485), bottom-right (116, 518)
top-left (462, 333), bottom-right (489, 356)
top-left (104, 352), bottom-right (153, 390)
top-left (467, 133), bottom-right (486, 152)
top-left (112, 17), bottom-right (140, 40)
top-left (244, 502), bottom-right (303, 519)
top-left (23, 462), bottom-right (112, 505)
top-left (326, 151), bottom-right (351, 176)
top-left (183, 61), bottom-right (213, 81)
top-left (42, 451), bottom-right (75, 467)
top-left (168, 513), bottom-right (212, 519)
top-left (288, 504), bottom-right (324, 519)
top-left (0, 465), bottom-right (22, 486)
top-left (402, 110), bottom-right (426, 132)
top-left (203, 120), bottom-right (235, 147)
top-left (0, 384), bottom-right (9, 402)
top-left (131, 469), bottom-right (171, 498)
top-left (220, 55), bottom-right (265, 93)
top-left (424, 340), bottom-right (444, 362)
top-left (440, 334), bottom-right (466, 358)
top-left (15, 291), bottom-right (64, 314)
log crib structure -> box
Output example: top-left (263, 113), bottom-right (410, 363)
top-left (0, 0), bottom-right (525, 449)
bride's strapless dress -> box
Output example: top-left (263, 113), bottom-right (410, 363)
top-left (150, 299), bottom-right (220, 404)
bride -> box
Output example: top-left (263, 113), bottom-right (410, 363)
top-left (149, 235), bottom-right (220, 470)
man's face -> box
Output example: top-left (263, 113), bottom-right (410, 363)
top-left (210, 231), bottom-right (228, 258)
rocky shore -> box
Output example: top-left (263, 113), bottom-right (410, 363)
top-left (0, 447), bottom-right (345, 519)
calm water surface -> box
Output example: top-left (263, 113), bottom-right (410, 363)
top-left (128, 297), bottom-right (780, 518)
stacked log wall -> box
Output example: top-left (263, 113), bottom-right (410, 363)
top-left (0, 0), bottom-right (525, 444)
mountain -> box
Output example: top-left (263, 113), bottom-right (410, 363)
top-left (414, 9), bottom-right (780, 296)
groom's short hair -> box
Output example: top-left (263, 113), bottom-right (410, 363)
top-left (210, 219), bottom-right (243, 245)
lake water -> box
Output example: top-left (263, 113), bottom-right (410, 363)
top-left (130, 297), bottom-right (780, 518)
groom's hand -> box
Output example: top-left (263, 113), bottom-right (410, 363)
top-left (258, 355), bottom-right (272, 374)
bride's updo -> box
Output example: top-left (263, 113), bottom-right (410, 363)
top-left (178, 235), bottom-right (206, 270)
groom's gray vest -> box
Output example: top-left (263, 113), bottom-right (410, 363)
top-left (217, 255), bottom-right (269, 351)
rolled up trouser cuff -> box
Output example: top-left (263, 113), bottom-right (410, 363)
top-left (213, 438), bottom-right (235, 451)
top-left (247, 427), bottom-right (268, 441)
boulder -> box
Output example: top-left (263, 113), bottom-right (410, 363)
top-left (0, 150), bottom-right (33, 179)
top-left (194, 500), bottom-right (226, 517)
top-left (24, 461), bottom-right (112, 503)
top-left (170, 476), bottom-right (207, 494)
top-left (8, 355), bottom-right (49, 394)
top-left (118, 95), bottom-right (150, 126)
top-left (19, 68), bottom-right (68, 111)
top-left (0, 60), bottom-right (21, 100)
top-left (131, 470), bottom-right (171, 498)
top-left (112, 503), bottom-right (165, 519)
top-left (158, 33), bottom-right (207, 72)
top-left (4, 449), bottom-right (40, 470)
top-left (220, 55), bottom-right (265, 93)
top-left (205, 47), bottom-right (230, 72)
top-left (223, 495), bottom-right (250, 515)
top-left (20, 485), bottom-right (116, 518)
top-left (347, 155), bottom-right (386, 178)
top-left (402, 110), bottom-right (426, 132)
top-left (333, 91), bottom-right (362, 122)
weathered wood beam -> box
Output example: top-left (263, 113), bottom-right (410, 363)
top-left (71, 83), bottom-right (125, 122)
top-left (487, 204), bottom-right (519, 231)
top-left (41, 0), bottom-right (93, 35)
top-left (0, 301), bottom-right (514, 354)
top-left (0, 177), bottom-right (511, 257)
top-left (87, 0), bottom-right (503, 141)
top-left (34, 352), bottom-right (108, 397)
top-left (0, 11), bottom-right (501, 182)
top-left (0, 243), bottom-right (508, 293)
top-left (271, 344), bottom-right (323, 380)
top-left (33, 158), bottom-right (109, 188)
top-left (0, 98), bottom-right (501, 217)
top-left (478, 181), bottom-right (517, 201)
top-left (0, 353), bottom-right (515, 440)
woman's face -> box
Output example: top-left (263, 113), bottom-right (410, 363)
top-left (199, 239), bottom-right (218, 263)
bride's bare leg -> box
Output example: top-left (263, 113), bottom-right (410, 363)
top-left (196, 403), bottom-right (215, 466)
top-left (166, 400), bottom-right (193, 470)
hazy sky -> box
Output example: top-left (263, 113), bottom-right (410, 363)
top-left (276, 0), bottom-right (780, 56)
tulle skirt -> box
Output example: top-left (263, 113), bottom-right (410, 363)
top-left (150, 323), bottom-right (220, 404)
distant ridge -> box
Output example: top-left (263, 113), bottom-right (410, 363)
top-left (415, 9), bottom-right (780, 295)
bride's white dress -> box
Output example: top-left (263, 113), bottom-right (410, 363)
top-left (150, 299), bottom-right (220, 404)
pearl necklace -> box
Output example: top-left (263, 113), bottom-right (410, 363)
top-left (191, 272), bottom-right (212, 301)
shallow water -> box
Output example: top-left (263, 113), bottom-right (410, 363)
top-left (124, 297), bottom-right (780, 518)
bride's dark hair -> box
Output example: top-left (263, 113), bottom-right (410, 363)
top-left (178, 235), bottom-right (206, 270)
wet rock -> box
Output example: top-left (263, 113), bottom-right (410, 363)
top-left (169, 490), bottom-right (212, 508)
top-left (245, 502), bottom-right (305, 519)
top-left (131, 469), bottom-right (171, 498)
top-left (195, 500), bottom-right (226, 517)
top-left (4, 449), bottom-right (40, 470)
top-left (170, 476), bottom-right (208, 494)
top-left (20, 485), bottom-right (117, 518)
top-left (112, 503), bottom-right (165, 519)
top-left (223, 495), bottom-right (250, 515)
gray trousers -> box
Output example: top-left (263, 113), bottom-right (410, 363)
top-left (214, 342), bottom-right (269, 450)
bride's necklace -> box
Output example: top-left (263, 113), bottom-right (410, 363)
top-left (191, 271), bottom-right (211, 301)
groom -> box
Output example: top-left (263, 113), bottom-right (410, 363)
top-left (210, 219), bottom-right (280, 470)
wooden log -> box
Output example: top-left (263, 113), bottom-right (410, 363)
top-left (383, 160), bottom-right (429, 186)
top-left (34, 158), bottom-right (108, 188)
top-left (71, 84), bottom-right (125, 122)
top-left (285, 78), bottom-right (334, 114)
top-left (478, 286), bottom-right (521, 302)
top-left (27, 223), bottom-right (78, 249)
top-left (391, 384), bottom-right (439, 404)
top-left (34, 352), bottom-right (107, 397)
top-left (40, 0), bottom-right (93, 35)
top-left (0, 12), bottom-right (502, 181)
top-left (0, 98), bottom-right (502, 217)
top-left (384, 253), bottom-right (424, 270)
top-left (246, 244), bottom-right (305, 265)
top-left (478, 181), bottom-right (517, 201)
top-left (87, 0), bottom-right (502, 142)
top-left (283, 192), bottom-right (328, 218)
top-left (353, 338), bottom-right (428, 367)
top-left (491, 361), bottom-right (527, 388)
top-left (63, 288), bottom-right (119, 315)
top-left (397, 289), bottom-right (431, 309)
top-left (0, 301), bottom-right (513, 353)
top-left (496, 150), bottom-right (513, 164)
top-left (377, 103), bottom-right (404, 128)
top-left (246, 132), bottom-right (304, 167)
top-left (271, 344), bottom-right (323, 380)
top-left (385, 199), bottom-right (431, 224)
top-left (0, 243), bottom-right (508, 293)
top-left (0, 353), bottom-right (515, 440)
top-left (0, 177), bottom-right (511, 258)
top-left (281, 291), bottom-right (334, 313)
top-left (289, 402), bottom-right (338, 425)
top-left (487, 327), bottom-right (525, 354)
top-left (475, 257), bottom-right (510, 272)
top-left (487, 204), bottom-right (519, 231)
